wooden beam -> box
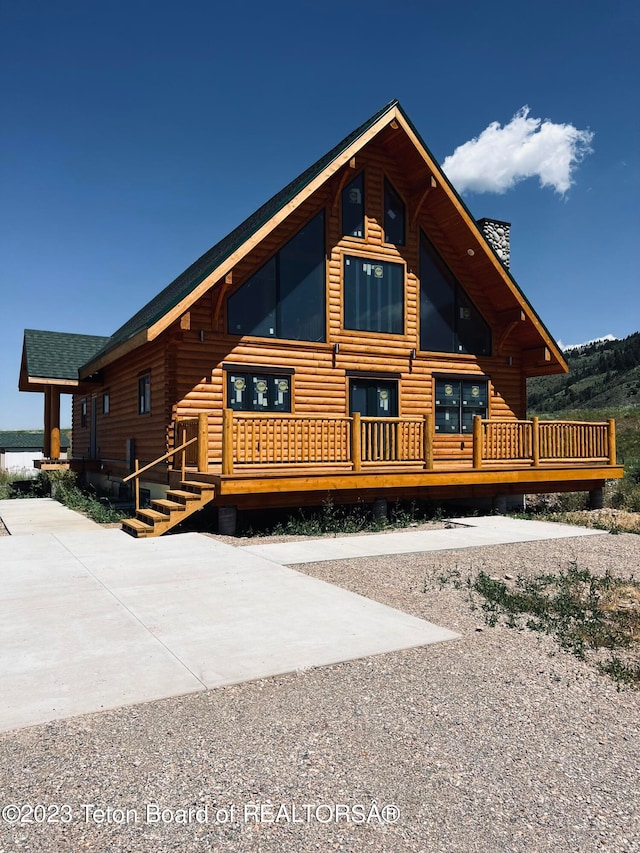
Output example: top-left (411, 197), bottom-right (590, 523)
top-left (410, 176), bottom-right (437, 225)
top-left (180, 312), bottom-right (191, 330)
top-left (49, 388), bottom-right (61, 459)
top-left (43, 389), bottom-right (51, 458)
top-left (331, 160), bottom-right (358, 212)
top-left (198, 411), bottom-right (209, 473)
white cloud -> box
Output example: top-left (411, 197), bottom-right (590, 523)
top-left (442, 107), bottom-right (594, 195)
top-left (558, 334), bottom-right (617, 351)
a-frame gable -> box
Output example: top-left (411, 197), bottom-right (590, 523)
top-left (80, 100), bottom-right (567, 378)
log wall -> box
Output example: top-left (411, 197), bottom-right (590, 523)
top-left (78, 134), bottom-right (526, 477)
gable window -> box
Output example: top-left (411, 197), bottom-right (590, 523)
top-left (138, 374), bottom-right (151, 414)
top-left (226, 369), bottom-right (291, 413)
top-left (342, 172), bottom-right (364, 238)
top-left (434, 378), bottom-right (488, 433)
top-left (227, 211), bottom-right (325, 342)
top-left (384, 178), bottom-right (405, 245)
top-left (102, 391), bottom-right (110, 415)
top-left (420, 232), bottom-right (491, 355)
top-left (343, 256), bottom-right (404, 335)
top-left (80, 398), bottom-right (87, 428)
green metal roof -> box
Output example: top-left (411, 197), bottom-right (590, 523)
top-left (23, 329), bottom-right (110, 381)
top-left (0, 430), bottom-right (70, 450)
top-left (88, 100), bottom-right (401, 363)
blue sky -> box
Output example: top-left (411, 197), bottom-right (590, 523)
top-left (1, 0), bottom-right (638, 428)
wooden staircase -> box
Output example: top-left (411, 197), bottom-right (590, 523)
top-left (122, 480), bottom-right (215, 538)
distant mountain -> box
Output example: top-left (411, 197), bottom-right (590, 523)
top-left (527, 332), bottom-right (640, 413)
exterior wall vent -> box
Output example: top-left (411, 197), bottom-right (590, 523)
top-left (477, 218), bottom-right (510, 269)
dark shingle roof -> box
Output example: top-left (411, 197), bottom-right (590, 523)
top-left (23, 329), bottom-right (110, 381)
top-left (88, 100), bottom-right (401, 363)
top-left (0, 430), bottom-right (70, 450)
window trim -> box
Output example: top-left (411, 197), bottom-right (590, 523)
top-left (432, 374), bottom-right (490, 435)
top-left (225, 367), bottom-right (294, 413)
top-left (226, 210), bottom-right (327, 343)
top-left (383, 176), bottom-right (406, 246)
top-left (341, 170), bottom-right (366, 241)
top-left (138, 374), bottom-right (151, 415)
top-left (341, 251), bottom-right (406, 337)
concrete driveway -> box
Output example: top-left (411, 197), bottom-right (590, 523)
top-left (0, 502), bottom-right (459, 732)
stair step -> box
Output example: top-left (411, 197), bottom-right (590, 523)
top-left (166, 489), bottom-right (202, 503)
top-left (137, 508), bottom-right (170, 524)
top-left (181, 480), bottom-right (215, 494)
top-left (122, 518), bottom-right (155, 538)
top-left (152, 499), bottom-right (187, 514)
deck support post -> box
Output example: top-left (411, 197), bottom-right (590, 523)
top-left (589, 486), bottom-right (605, 510)
top-left (49, 389), bottom-right (61, 459)
top-left (222, 408), bottom-right (234, 475)
top-left (43, 389), bottom-right (52, 458)
top-left (607, 418), bottom-right (616, 466)
top-left (218, 505), bottom-right (237, 536)
top-left (372, 497), bottom-right (387, 520)
top-left (472, 415), bottom-right (483, 469)
top-left (423, 413), bottom-right (434, 470)
top-left (198, 411), bottom-right (208, 473)
top-left (351, 412), bottom-right (362, 473)
top-left (492, 494), bottom-right (507, 514)
top-left (532, 417), bottom-right (540, 467)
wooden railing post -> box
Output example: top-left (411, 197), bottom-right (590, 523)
top-left (351, 412), bottom-right (362, 472)
top-left (134, 459), bottom-right (140, 511)
top-left (181, 425), bottom-right (187, 478)
top-left (607, 418), bottom-right (617, 466)
top-left (532, 417), bottom-right (540, 467)
top-left (472, 415), bottom-right (483, 469)
top-left (222, 408), bottom-right (234, 475)
top-left (423, 413), bottom-right (434, 470)
top-left (198, 411), bottom-right (208, 473)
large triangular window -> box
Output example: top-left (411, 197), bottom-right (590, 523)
top-left (227, 211), bottom-right (326, 342)
top-left (419, 232), bottom-right (491, 355)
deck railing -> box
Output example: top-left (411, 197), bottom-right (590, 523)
top-left (223, 410), bottom-right (434, 474)
top-left (474, 416), bottom-right (616, 468)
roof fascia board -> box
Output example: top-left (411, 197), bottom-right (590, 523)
top-left (393, 107), bottom-right (567, 373)
top-left (144, 110), bottom-right (399, 345)
top-left (80, 329), bottom-right (149, 377)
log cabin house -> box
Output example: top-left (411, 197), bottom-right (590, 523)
top-left (19, 100), bottom-right (622, 536)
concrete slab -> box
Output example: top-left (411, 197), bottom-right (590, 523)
top-left (0, 529), bottom-right (458, 732)
top-left (0, 497), bottom-right (102, 535)
top-left (240, 516), bottom-right (605, 565)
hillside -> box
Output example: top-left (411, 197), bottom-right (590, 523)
top-left (527, 332), bottom-right (640, 414)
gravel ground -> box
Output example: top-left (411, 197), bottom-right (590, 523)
top-left (1, 531), bottom-right (639, 853)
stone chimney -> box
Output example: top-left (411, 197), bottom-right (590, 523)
top-left (477, 218), bottom-right (510, 269)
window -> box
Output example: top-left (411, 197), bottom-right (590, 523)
top-left (384, 178), bottom-right (405, 245)
top-left (80, 398), bottom-right (87, 428)
top-left (349, 378), bottom-right (398, 418)
top-left (227, 370), bottom-right (291, 412)
top-left (420, 232), bottom-right (491, 355)
top-left (138, 375), bottom-right (151, 414)
top-left (227, 211), bottom-right (325, 342)
top-left (344, 256), bottom-right (404, 334)
top-left (102, 392), bottom-right (110, 414)
top-left (434, 378), bottom-right (488, 434)
top-left (342, 172), bottom-right (364, 238)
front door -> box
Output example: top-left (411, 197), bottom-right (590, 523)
top-left (349, 378), bottom-right (398, 462)
top-left (349, 378), bottom-right (398, 418)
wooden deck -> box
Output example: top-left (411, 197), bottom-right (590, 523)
top-left (165, 412), bottom-right (623, 509)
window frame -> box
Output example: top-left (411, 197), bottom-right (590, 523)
top-left (342, 252), bottom-right (406, 337)
top-left (419, 231), bottom-right (492, 356)
top-left (383, 177), bottom-right (406, 246)
top-left (226, 210), bottom-right (326, 343)
top-left (225, 367), bottom-right (294, 413)
top-left (138, 374), bottom-right (151, 415)
top-left (433, 375), bottom-right (490, 435)
top-left (341, 171), bottom-right (366, 240)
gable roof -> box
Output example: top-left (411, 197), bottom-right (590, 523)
top-left (19, 329), bottom-right (109, 390)
top-left (37, 100), bottom-right (565, 379)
